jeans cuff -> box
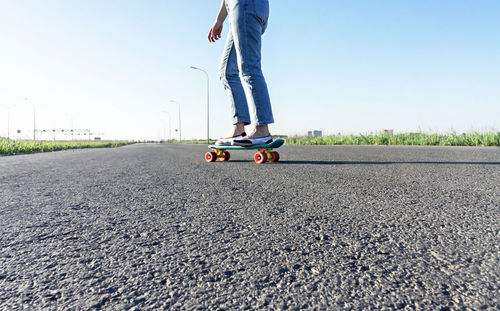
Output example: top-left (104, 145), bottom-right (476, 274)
top-left (254, 119), bottom-right (274, 126)
top-left (233, 118), bottom-right (251, 125)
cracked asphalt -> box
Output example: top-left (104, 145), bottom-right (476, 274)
top-left (1, 143), bottom-right (499, 310)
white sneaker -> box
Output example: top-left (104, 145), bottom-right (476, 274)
top-left (232, 135), bottom-right (273, 146)
top-left (215, 132), bottom-right (246, 146)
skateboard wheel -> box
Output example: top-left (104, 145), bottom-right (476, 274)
top-left (254, 151), bottom-right (267, 164)
top-left (268, 151), bottom-right (280, 162)
top-left (205, 151), bottom-right (217, 163)
top-left (221, 151), bottom-right (230, 161)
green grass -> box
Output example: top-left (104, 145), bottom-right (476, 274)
top-left (285, 132), bottom-right (500, 147)
top-left (0, 138), bottom-right (133, 155)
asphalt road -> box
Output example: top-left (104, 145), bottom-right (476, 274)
top-left (1, 143), bottom-right (499, 310)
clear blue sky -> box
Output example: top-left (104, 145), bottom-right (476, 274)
top-left (1, 0), bottom-right (499, 140)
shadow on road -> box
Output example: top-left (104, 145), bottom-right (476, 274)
top-left (222, 160), bottom-right (500, 165)
top-left (277, 160), bottom-right (500, 166)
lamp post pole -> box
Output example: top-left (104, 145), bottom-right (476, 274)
top-left (33, 103), bottom-right (36, 140)
top-left (6, 103), bottom-right (18, 139)
top-left (170, 100), bottom-right (181, 142)
top-left (190, 66), bottom-right (210, 144)
top-left (25, 98), bottom-right (36, 141)
top-left (162, 110), bottom-right (171, 142)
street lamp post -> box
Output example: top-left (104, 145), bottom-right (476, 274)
top-left (33, 103), bottom-right (36, 140)
top-left (170, 100), bottom-right (181, 142)
top-left (6, 104), bottom-right (17, 139)
top-left (190, 66), bottom-right (210, 144)
top-left (162, 110), bottom-right (171, 142)
top-left (7, 109), bottom-right (10, 139)
top-left (25, 98), bottom-right (36, 140)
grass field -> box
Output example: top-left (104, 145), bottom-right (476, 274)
top-left (3, 132), bottom-right (497, 155)
top-left (0, 138), bottom-right (133, 155)
top-left (285, 132), bottom-right (500, 147)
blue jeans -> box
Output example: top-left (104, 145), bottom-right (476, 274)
top-left (219, 0), bottom-right (274, 126)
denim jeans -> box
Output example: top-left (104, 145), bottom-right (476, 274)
top-left (219, 0), bottom-right (274, 126)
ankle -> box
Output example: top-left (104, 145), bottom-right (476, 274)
top-left (249, 126), bottom-right (271, 137)
top-left (227, 124), bottom-right (245, 137)
top-left (252, 125), bottom-right (270, 137)
top-left (233, 122), bottom-right (245, 135)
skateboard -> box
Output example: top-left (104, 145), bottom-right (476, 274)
top-left (205, 139), bottom-right (284, 164)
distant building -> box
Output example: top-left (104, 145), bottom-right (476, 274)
top-left (383, 129), bottom-right (394, 135)
top-left (308, 130), bottom-right (323, 137)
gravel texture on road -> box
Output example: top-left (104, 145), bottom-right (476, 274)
top-left (1, 144), bottom-right (499, 310)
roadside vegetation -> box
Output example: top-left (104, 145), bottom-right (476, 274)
top-left (285, 132), bottom-right (500, 147)
top-left (8, 132), bottom-right (492, 154)
top-left (0, 138), bottom-right (133, 155)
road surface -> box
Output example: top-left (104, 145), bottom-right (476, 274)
top-left (1, 144), bottom-right (499, 309)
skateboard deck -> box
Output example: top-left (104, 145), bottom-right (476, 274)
top-left (205, 139), bottom-right (284, 164)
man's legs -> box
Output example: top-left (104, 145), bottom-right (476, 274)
top-left (226, 0), bottom-right (274, 137)
top-left (219, 29), bottom-right (251, 137)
